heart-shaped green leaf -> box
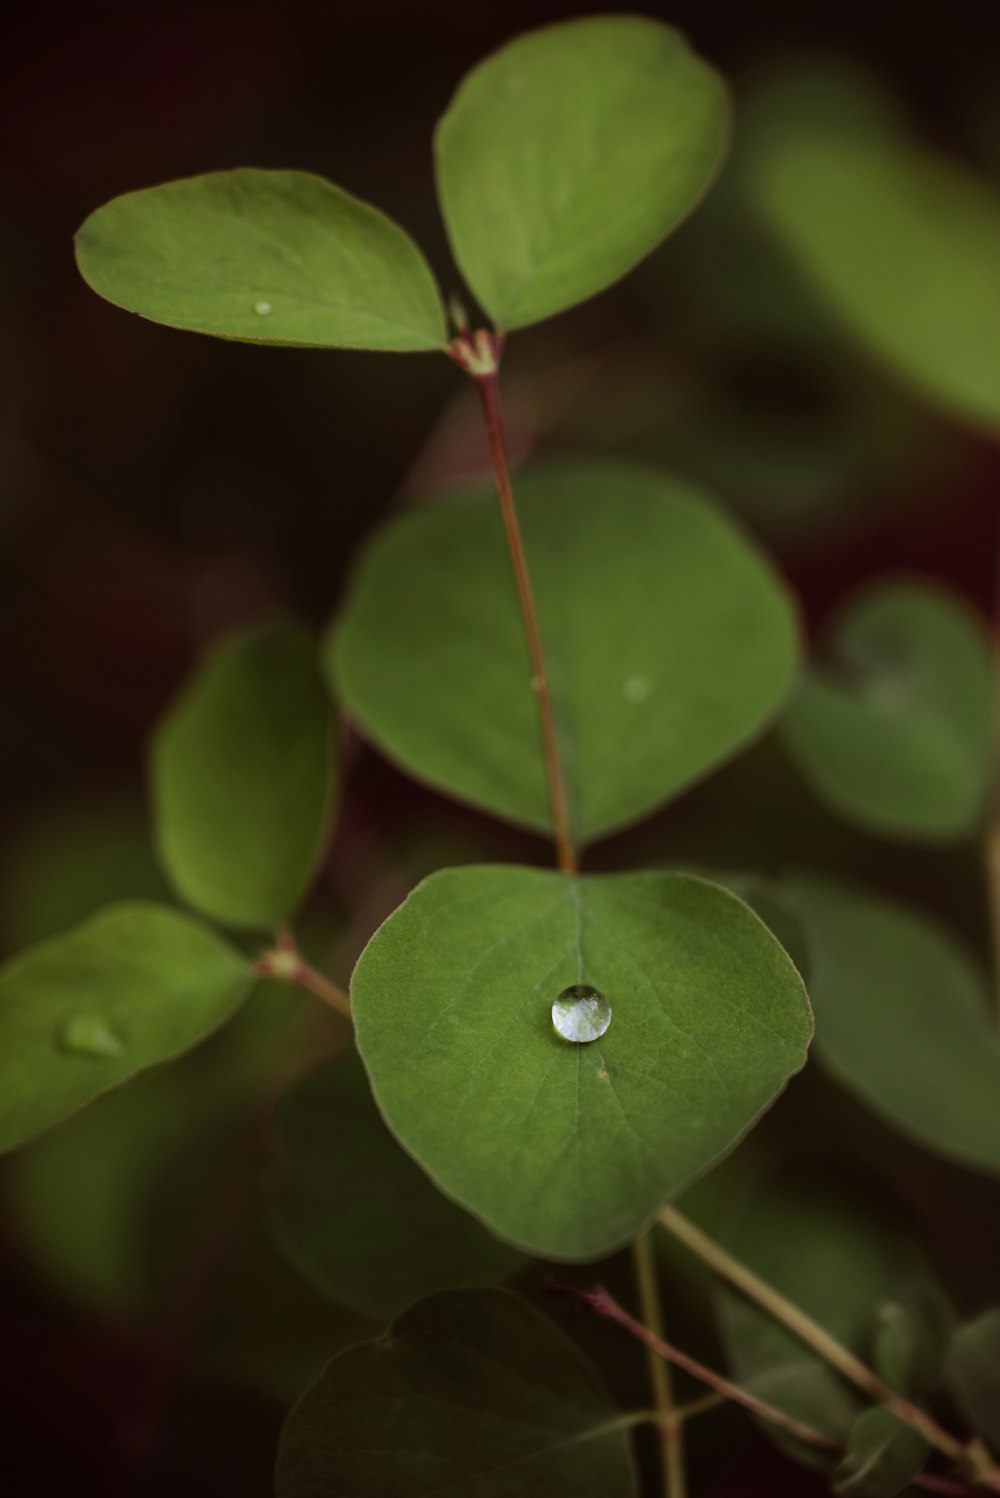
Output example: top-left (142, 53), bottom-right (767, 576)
top-left (435, 16), bottom-right (729, 331)
top-left (275, 1288), bottom-right (637, 1498)
top-left (834, 1409), bottom-right (929, 1497)
top-left (752, 133), bottom-right (1000, 431)
top-left (268, 1055), bottom-right (524, 1319)
top-left (0, 903), bottom-right (251, 1153)
top-left (152, 621), bottom-right (335, 930)
top-left (947, 1308), bottom-right (1000, 1446)
top-left (331, 464), bottom-right (798, 844)
top-left (352, 865), bottom-right (811, 1260)
top-left (714, 1164), bottom-right (945, 1463)
top-left (782, 583), bottom-right (994, 841)
top-left (75, 169), bottom-right (448, 352)
top-left (785, 873), bottom-right (1000, 1174)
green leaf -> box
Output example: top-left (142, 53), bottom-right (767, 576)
top-left (872, 1285), bottom-right (954, 1398)
top-left (268, 1054), bottom-right (524, 1319)
top-left (752, 133), bottom-right (1000, 431)
top-left (275, 1288), bottom-right (637, 1498)
top-left (331, 463), bottom-right (798, 844)
top-left (0, 902), bottom-right (250, 1153)
top-left (785, 874), bottom-right (1000, 1174)
top-left (435, 16), bottom-right (729, 330)
top-left (716, 1164), bottom-right (944, 1463)
top-left (352, 865), bottom-right (811, 1260)
top-left (152, 621), bottom-right (334, 930)
top-left (834, 1409), bottom-right (929, 1497)
top-left (782, 583), bottom-right (994, 841)
top-left (948, 1309), bottom-right (1000, 1446)
top-left (75, 169), bottom-right (448, 352)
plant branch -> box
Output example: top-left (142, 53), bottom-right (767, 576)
top-left (545, 1278), bottom-right (839, 1454)
top-left (254, 944), bottom-right (352, 1020)
top-left (658, 1207), bottom-right (997, 1485)
top-left (632, 1230), bottom-right (685, 1498)
top-left (450, 329), bottom-right (578, 875)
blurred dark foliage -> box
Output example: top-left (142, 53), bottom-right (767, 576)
top-left (1, 1), bottom-right (999, 1493)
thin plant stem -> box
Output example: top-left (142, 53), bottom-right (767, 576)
top-left (632, 1230), bottom-right (685, 1498)
top-left (658, 1207), bottom-right (999, 1485)
top-left (450, 331), bottom-right (577, 874)
top-left (254, 946), bottom-right (352, 1020)
top-left (545, 1279), bottom-right (839, 1454)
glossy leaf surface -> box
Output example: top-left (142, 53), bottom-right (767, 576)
top-left (783, 584), bottom-right (994, 841)
top-left (275, 1288), bottom-right (636, 1497)
top-left (435, 17), bottom-right (728, 330)
top-left (353, 865), bottom-right (811, 1259)
top-left (76, 169), bottom-right (448, 351)
top-left (0, 903), bottom-right (250, 1153)
top-left (331, 464), bottom-right (798, 844)
top-left (153, 621), bottom-right (334, 930)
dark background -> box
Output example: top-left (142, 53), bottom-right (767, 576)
top-left (1, 1), bottom-right (999, 1493)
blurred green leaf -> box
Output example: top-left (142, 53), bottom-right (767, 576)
top-left (872, 1285), bottom-right (954, 1398)
top-left (753, 134), bottom-right (1000, 431)
top-left (353, 864), bottom-right (811, 1260)
top-left (331, 464), bottom-right (798, 844)
top-left (716, 1164), bottom-right (945, 1464)
top-left (0, 903), bottom-right (250, 1153)
top-left (435, 16), bottom-right (728, 330)
top-left (947, 1308), bottom-right (1000, 1446)
top-left (783, 584), bottom-right (994, 842)
top-left (268, 1054), bottom-right (524, 1319)
top-left (153, 621), bottom-right (334, 930)
top-left (75, 169), bottom-right (448, 351)
top-left (786, 874), bottom-right (1000, 1174)
top-left (834, 1408), bottom-right (929, 1496)
top-left (275, 1288), bottom-right (637, 1497)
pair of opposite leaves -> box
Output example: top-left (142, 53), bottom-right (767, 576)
top-left (74, 16), bottom-right (730, 348)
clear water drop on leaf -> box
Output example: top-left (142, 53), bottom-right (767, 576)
top-left (57, 1014), bottom-right (125, 1059)
top-left (253, 300), bottom-right (273, 316)
top-left (551, 984), bottom-right (612, 1043)
top-left (622, 675), bottom-right (651, 703)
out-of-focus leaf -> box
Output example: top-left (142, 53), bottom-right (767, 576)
top-left (785, 874), bottom-right (1000, 1174)
top-left (275, 1288), bottom-right (637, 1497)
top-left (871, 1284), bottom-right (954, 1398)
top-left (947, 1308), bottom-right (1000, 1447)
top-left (783, 584), bottom-right (994, 842)
top-left (834, 1408), bottom-right (929, 1496)
top-left (153, 621), bottom-right (334, 930)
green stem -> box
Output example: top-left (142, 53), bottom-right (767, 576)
top-left (658, 1208), bottom-right (996, 1484)
top-left (254, 944), bottom-right (352, 1020)
top-left (632, 1231), bottom-right (685, 1498)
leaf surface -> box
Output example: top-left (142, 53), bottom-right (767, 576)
top-left (269, 1055), bottom-right (524, 1319)
top-left (435, 16), bottom-right (729, 330)
top-left (353, 865), bottom-right (812, 1259)
top-left (153, 621), bottom-right (334, 930)
top-left (782, 583), bottom-right (994, 841)
top-left (0, 903), bottom-right (250, 1153)
top-left (786, 874), bottom-right (1000, 1174)
top-left (276, 1288), bottom-right (637, 1497)
top-left (331, 464), bottom-right (798, 843)
top-left (76, 169), bottom-right (447, 351)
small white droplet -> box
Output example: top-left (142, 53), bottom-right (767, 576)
top-left (253, 300), bottom-right (273, 317)
top-left (552, 984), bottom-right (612, 1044)
top-left (622, 675), bottom-right (651, 703)
top-left (530, 674), bottom-right (544, 694)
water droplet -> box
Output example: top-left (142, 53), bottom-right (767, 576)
top-left (57, 1014), bottom-right (124, 1059)
top-left (530, 674), bottom-right (544, 694)
top-left (253, 300), bottom-right (273, 317)
top-left (552, 984), bottom-right (612, 1044)
top-left (622, 675), bottom-right (651, 703)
